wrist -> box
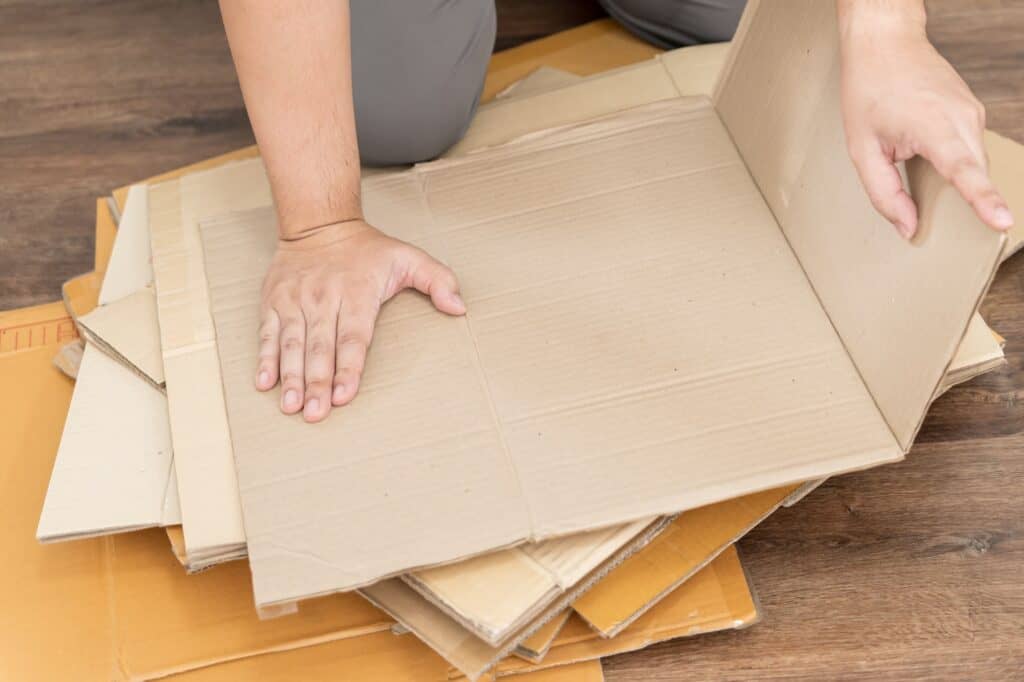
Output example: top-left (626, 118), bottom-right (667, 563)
top-left (277, 218), bottom-right (371, 251)
top-left (837, 0), bottom-right (927, 43)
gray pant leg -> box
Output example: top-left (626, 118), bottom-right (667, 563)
top-left (349, 0), bottom-right (496, 166)
top-left (598, 0), bottom-right (746, 48)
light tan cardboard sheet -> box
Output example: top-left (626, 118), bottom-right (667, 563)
top-left (36, 186), bottom-right (179, 542)
top-left (148, 159), bottom-right (273, 567)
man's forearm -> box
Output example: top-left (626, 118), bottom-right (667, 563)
top-left (220, 0), bottom-right (362, 239)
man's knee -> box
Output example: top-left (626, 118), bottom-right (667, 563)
top-left (350, 0), bottom-right (496, 166)
top-left (600, 0), bottom-right (746, 48)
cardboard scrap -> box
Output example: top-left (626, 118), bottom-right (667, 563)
top-left (51, 338), bottom-right (84, 379)
top-left (78, 287), bottom-right (165, 388)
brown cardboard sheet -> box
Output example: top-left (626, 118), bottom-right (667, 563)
top-left (202, 96), bottom-right (902, 608)
top-left (986, 129), bottom-right (1024, 262)
top-left (713, 0), bottom-right (1006, 451)
top-left (0, 302), bottom-right (116, 682)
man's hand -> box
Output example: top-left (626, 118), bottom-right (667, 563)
top-left (838, 0), bottom-right (1013, 238)
top-left (257, 221), bottom-right (466, 423)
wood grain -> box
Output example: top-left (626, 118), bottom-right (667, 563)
top-left (0, 0), bottom-right (1021, 679)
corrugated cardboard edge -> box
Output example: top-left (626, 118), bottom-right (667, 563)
top-left (361, 516), bottom-right (674, 681)
top-left (513, 610), bottom-right (572, 664)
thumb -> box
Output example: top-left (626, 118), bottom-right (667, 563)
top-left (849, 138), bottom-right (919, 239)
top-left (402, 245), bottom-right (466, 315)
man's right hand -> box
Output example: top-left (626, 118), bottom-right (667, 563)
top-left (256, 220), bottom-right (466, 423)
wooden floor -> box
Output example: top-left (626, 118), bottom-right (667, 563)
top-left (1, 1), bottom-right (1022, 679)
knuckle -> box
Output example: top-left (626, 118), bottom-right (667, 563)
top-left (306, 339), bottom-right (330, 358)
top-left (281, 371), bottom-right (303, 385)
top-left (281, 336), bottom-right (304, 353)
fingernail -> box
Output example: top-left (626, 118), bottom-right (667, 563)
top-left (283, 389), bottom-right (299, 409)
top-left (992, 206), bottom-right (1014, 230)
top-left (450, 292), bottom-right (466, 309)
top-left (895, 220), bottom-right (913, 239)
top-left (258, 370), bottom-right (269, 387)
top-left (332, 385), bottom-right (346, 404)
top-left (304, 398), bottom-right (320, 417)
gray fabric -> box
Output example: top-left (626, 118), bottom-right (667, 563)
top-left (349, 0), bottom-right (496, 166)
top-left (599, 0), bottom-right (746, 48)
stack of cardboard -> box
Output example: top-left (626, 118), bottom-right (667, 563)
top-left (7, 2), bottom-right (1022, 680)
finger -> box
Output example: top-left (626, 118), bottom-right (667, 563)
top-left (277, 309), bottom-right (306, 415)
top-left (332, 297), bottom-right (378, 407)
top-left (926, 139), bottom-right (1014, 231)
top-left (255, 308), bottom-right (281, 390)
top-left (402, 246), bottom-right (467, 315)
top-left (301, 304), bottom-right (338, 423)
top-left (849, 138), bottom-right (919, 238)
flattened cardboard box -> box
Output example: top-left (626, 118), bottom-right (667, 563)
top-left (199, 1), bottom-right (1002, 608)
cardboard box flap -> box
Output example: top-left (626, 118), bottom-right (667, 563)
top-left (78, 287), bottom-right (165, 387)
top-left (202, 97), bottom-right (901, 607)
top-left (713, 0), bottom-right (1006, 450)
top-left (985, 129), bottom-right (1024, 262)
